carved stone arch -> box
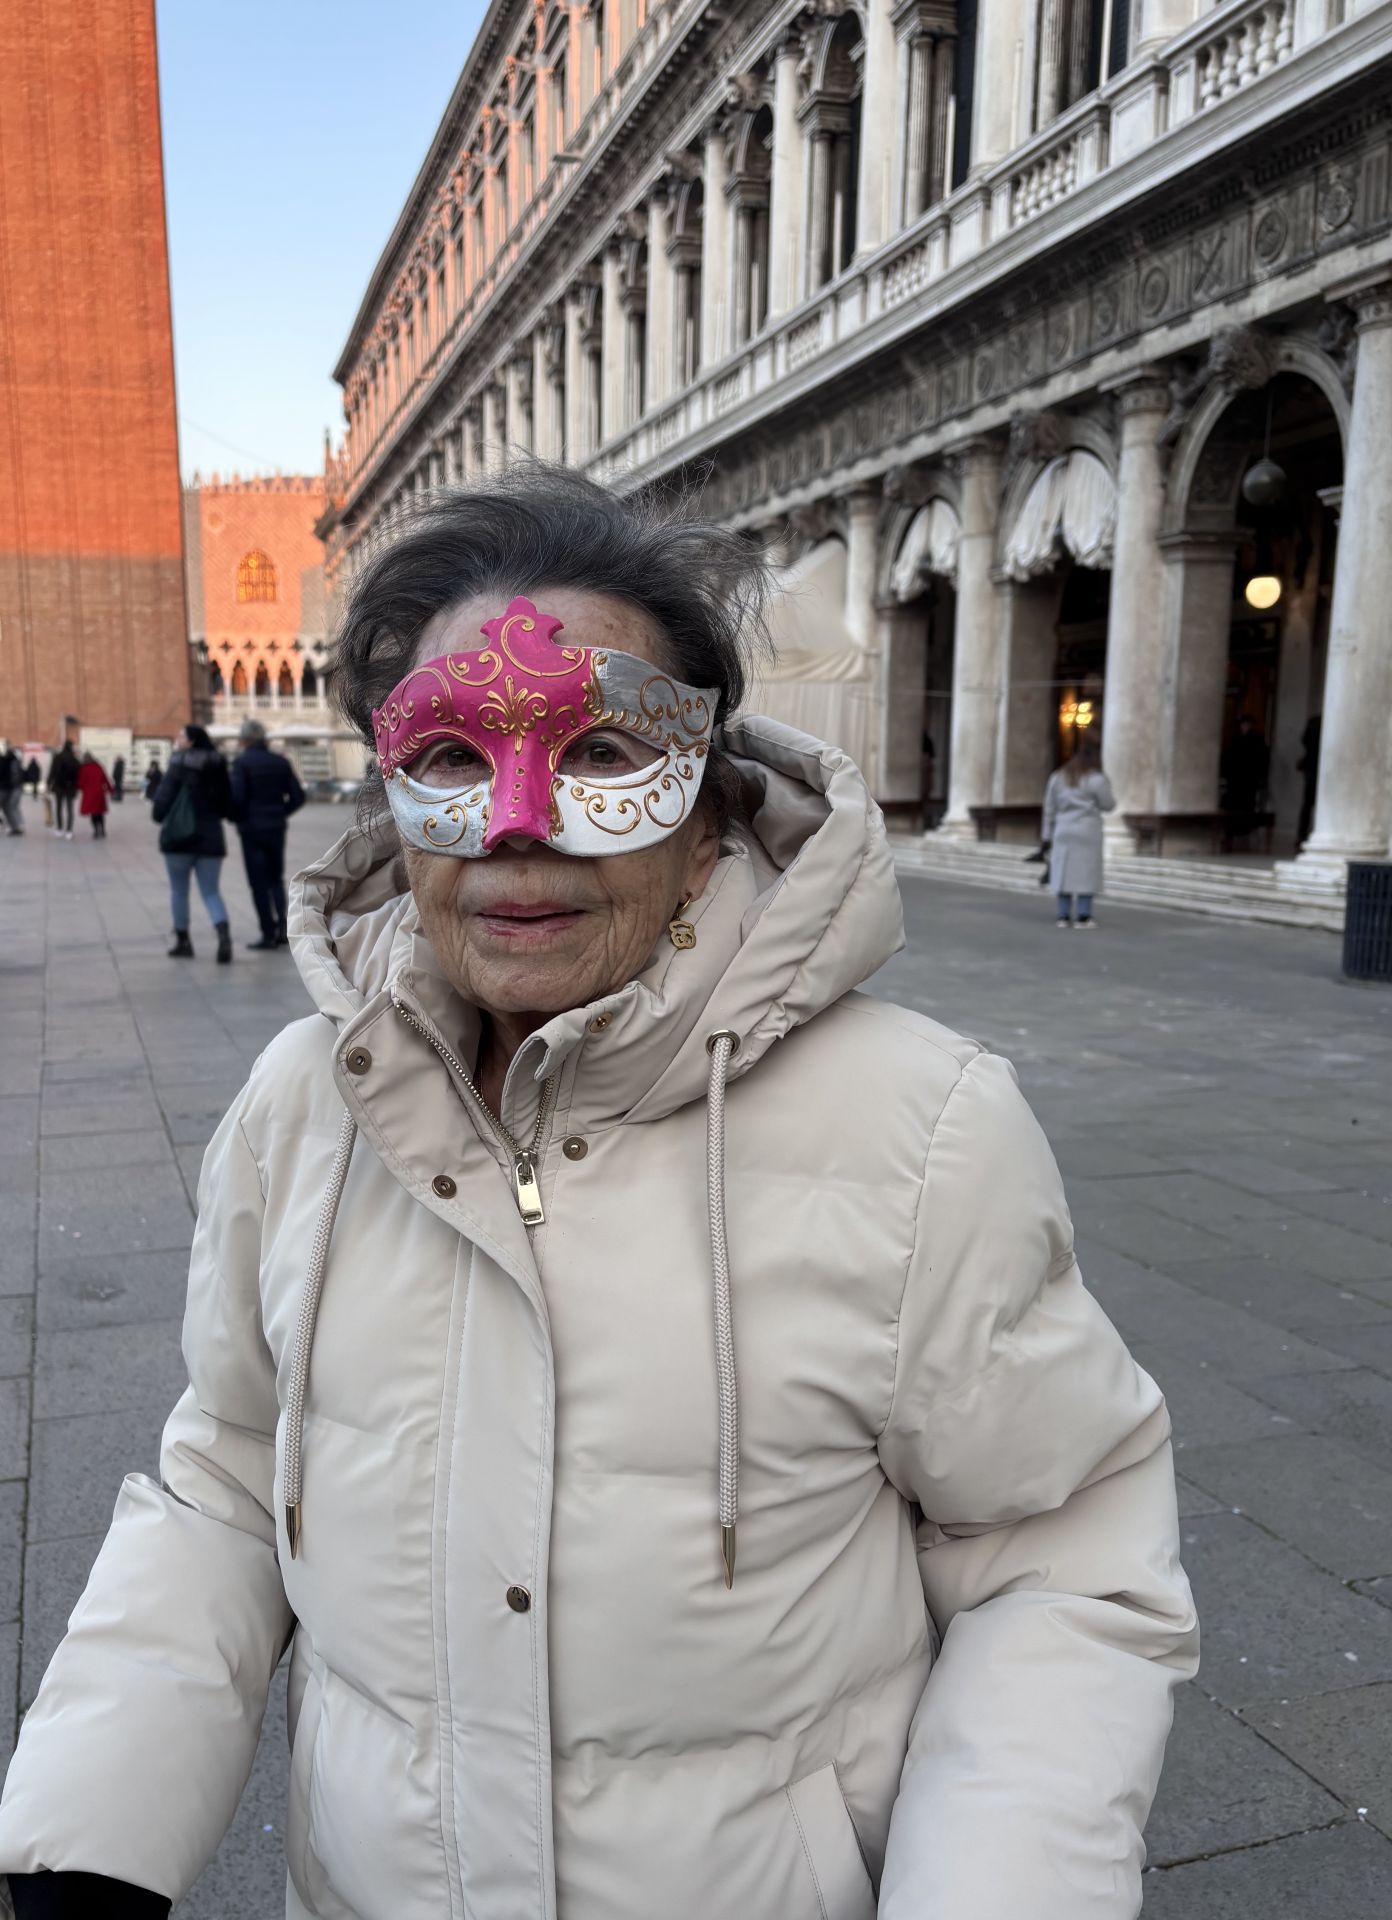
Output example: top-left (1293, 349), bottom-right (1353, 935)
top-left (725, 104), bottom-right (773, 184)
top-left (798, 8), bottom-right (862, 105)
top-left (1162, 337), bottom-right (1352, 538)
top-left (785, 495), bottom-right (847, 561)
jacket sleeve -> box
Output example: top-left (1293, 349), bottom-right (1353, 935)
top-left (226, 758), bottom-right (246, 823)
top-left (877, 1052), bottom-right (1197, 1920)
top-left (8, 1873), bottom-right (169, 1919)
top-left (1095, 771), bottom-right (1118, 813)
top-left (285, 762), bottom-right (306, 815)
top-left (1041, 773), bottom-right (1057, 842)
top-left (0, 1092), bottom-right (294, 1907)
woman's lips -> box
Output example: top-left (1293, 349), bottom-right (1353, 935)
top-left (475, 902), bottom-right (584, 943)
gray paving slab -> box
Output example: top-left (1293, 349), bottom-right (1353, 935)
top-left (1132, 1341), bottom-right (1305, 1450)
top-left (28, 1405), bottom-right (167, 1543)
top-left (1232, 1214), bottom-right (1392, 1283)
top-left (1179, 1434), bottom-right (1392, 1583)
top-left (0, 1377), bottom-right (29, 1482)
top-left (0, 1623), bottom-right (16, 1774)
top-left (1243, 1684), bottom-right (1392, 1840)
top-left (35, 1245), bottom-right (192, 1332)
top-left (1179, 1512), bottom-right (1392, 1708)
top-left (1286, 1188), bottom-right (1392, 1243)
top-left (0, 1297), bottom-right (33, 1378)
top-left (38, 1128), bottom-right (179, 1175)
top-left (1140, 1820), bottom-right (1392, 1917)
top-left (1355, 1577), bottom-right (1392, 1612)
top-left (1173, 1256), bottom-right (1392, 1333)
top-left (1249, 1368), bottom-right (1392, 1474)
top-left (30, 1316), bottom-right (186, 1420)
top-left (1296, 1317), bottom-right (1392, 1377)
top-left (1145, 1683), bottom-right (1342, 1868)
top-left (0, 1481), bottom-right (23, 1623)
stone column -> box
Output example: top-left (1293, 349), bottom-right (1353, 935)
top-left (731, 201), bottom-right (754, 347)
top-left (1154, 536), bottom-right (1235, 819)
top-left (701, 123), bottom-right (731, 364)
top-left (902, 31), bottom-right (935, 224)
top-left (564, 288), bottom-right (587, 461)
top-left (805, 130), bottom-right (834, 294)
top-left (601, 244), bottom-right (626, 440)
top-left (994, 576), bottom-right (1059, 807)
top-left (482, 383), bottom-right (506, 471)
top-left (1288, 276), bottom-right (1392, 873)
top-left (768, 38), bottom-right (806, 318)
top-left (1035, 0), bottom-right (1066, 128)
top-left (940, 438), bottom-right (1005, 834)
top-left (928, 36), bottom-right (954, 205)
top-left (444, 428), bottom-right (462, 485)
top-left (532, 331), bottom-right (556, 461)
top-left (1100, 374), bottom-right (1170, 841)
top-left (1269, 539), bottom-right (1321, 841)
top-left (845, 489), bottom-right (881, 650)
top-left (1136, 0), bottom-right (1197, 50)
top-left (856, 0), bottom-right (899, 255)
top-left (646, 192), bottom-right (673, 407)
top-left (875, 600), bottom-right (929, 812)
top-left (970, 0), bottom-right (1028, 170)
top-left (505, 352), bottom-right (534, 457)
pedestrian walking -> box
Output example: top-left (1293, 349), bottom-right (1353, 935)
top-left (150, 725), bottom-right (234, 963)
top-left (1043, 736), bottom-right (1116, 928)
top-left (24, 757), bottom-right (42, 797)
top-left (0, 745), bottom-right (24, 837)
top-left (76, 754), bottom-right (114, 838)
top-left (229, 719), bottom-right (305, 949)
top-left (1220, 713), bottom-right (1269, 842)
top-left (45, 744), bottom-right (80, 839)
top-left (143, 760), bottom-right (162, 801)
top-left (0, 473), bottom-right (1194, 1920)
top-left (111, 753), bottom-right (126, 802)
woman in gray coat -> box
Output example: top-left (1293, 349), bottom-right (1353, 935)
top-left (1043, 738), bottom-right (1116, 928)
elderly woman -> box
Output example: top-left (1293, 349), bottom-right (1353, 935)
top-left (0, 472), bottom-right (1195, 1920)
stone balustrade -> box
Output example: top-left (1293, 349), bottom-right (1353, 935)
top-left (1195, 0), bottom-right (1295, 108)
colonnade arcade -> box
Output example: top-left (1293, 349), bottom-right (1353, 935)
top-left (756, 281), bottom-right (1392, 880)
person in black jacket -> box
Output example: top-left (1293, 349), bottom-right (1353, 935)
top-left (45, 744), bottom-right (80, 838)
top-left (150, 725), bottom-right (234, 963)
top-left (228, 719), bottom-right (305, 949)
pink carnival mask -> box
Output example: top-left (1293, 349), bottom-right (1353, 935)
top-left (371, 596), bottom-right (718, 857)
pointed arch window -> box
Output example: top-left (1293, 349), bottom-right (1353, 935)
top-left (278, 662), bottom-right (296, 697)
top-left (254, 663), bottom-right (272, 698)
top-left (230, 660), bottom-right (248, 695)
top-left (236, 550), bottom-right (277, 603)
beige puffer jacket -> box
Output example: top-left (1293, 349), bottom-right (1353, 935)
top-left (0, 719), bottom-right (1197, 1919)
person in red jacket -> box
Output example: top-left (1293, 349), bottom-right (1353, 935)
top-left (76, 754), bottom-right (114, 839)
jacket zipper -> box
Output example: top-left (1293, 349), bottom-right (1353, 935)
top-left (390, 990), bottom-right (558, 1225)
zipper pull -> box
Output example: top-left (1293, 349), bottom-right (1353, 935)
top-left (513, 1152), bottom-right (545, 1226)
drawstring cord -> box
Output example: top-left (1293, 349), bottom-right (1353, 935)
top-left (705, 1031), bottom-right (741, 1589)
top-left (284, 1108), bottom-right (357, 1559)
top-left (282, 1040), bottom-right (744, 1587)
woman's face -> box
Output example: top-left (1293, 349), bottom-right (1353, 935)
top-left (401, 589), bottom-right (722, 1021)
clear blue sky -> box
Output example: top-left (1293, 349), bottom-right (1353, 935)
top-left (156, 0), bottom-right (488, 482)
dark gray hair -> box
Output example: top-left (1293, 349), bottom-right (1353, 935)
top-left (239, 717), bottom-right (268, 745)
top-left (329, 465), bottom-right (771, 836)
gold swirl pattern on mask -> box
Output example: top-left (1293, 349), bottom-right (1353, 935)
top-left (564, 759), bottom-right (698, 835)
top-left (443, 649), bottom-right (503, 688)
top-left (592, 674), bottom-right (713, 753)
top-left (419, 790), bottom-right (487, 848)
top-left (493, 607), bottom-right (589, 677)
top-left (479, 677), bottom-right (551, 750)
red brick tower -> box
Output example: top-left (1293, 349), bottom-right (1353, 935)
top-left (0, 0), bottom-right (190, 746)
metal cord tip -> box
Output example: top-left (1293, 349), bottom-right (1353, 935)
top-left (721, 1524), bottom-right (736, 1590)
top-left (286, 1502), bottom-right (302, 1560)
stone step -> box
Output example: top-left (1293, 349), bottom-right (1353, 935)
top-left (890, 836), bottom-right (1346, 932)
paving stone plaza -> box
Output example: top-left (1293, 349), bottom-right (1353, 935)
top-left (2, 801), bottom-right (1391, 1915)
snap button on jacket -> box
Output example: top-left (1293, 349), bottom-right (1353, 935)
top-left (0, 720), bottom-right (1196, 1920)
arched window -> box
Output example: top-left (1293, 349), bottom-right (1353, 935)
top-left (302, 660), bottom-right (319, 698)
top-left (230, 660), bottom-right (248, 695)
top-left (278, 662), bottom-right (296, 697)
top-left (208, 662), bottom-right (225, 696)
top-left (254, 662), bottom-right (272, 698)
top-left (237, 550), bottom-right (277, 603)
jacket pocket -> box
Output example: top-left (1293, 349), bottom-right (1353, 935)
top-left (787, 1762), bottom-right (877, 1920)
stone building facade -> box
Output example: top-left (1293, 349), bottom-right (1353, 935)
top-left (320, 0), bottom-right (1392, 908)
top-left (0, 0), bottom-right (189, 750)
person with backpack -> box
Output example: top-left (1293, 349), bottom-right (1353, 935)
top-left (151, 726), bottom-right (234, 962)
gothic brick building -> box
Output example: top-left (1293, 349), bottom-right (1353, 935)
top-left (0, 0), bottom-right (189, 750)
top-left (182, 473), bottom-right (347, 780)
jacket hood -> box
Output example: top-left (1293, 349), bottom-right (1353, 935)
top-left (288, 718), bottom-right (905, 1124)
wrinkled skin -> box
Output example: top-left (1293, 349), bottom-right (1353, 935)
top-left (402, 588), bottom-right (721, 1109)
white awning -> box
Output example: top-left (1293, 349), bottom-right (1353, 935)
top-left (890, 498), bottom-right (961, 599)
top-left (1003, 451), bottom-right (1116, 580)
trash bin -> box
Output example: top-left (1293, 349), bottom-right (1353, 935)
top-left (1343, 861), bottom-right (1392, 982)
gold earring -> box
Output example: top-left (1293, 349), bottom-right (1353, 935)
top-left (668, 898), bottom-right (696, 950)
